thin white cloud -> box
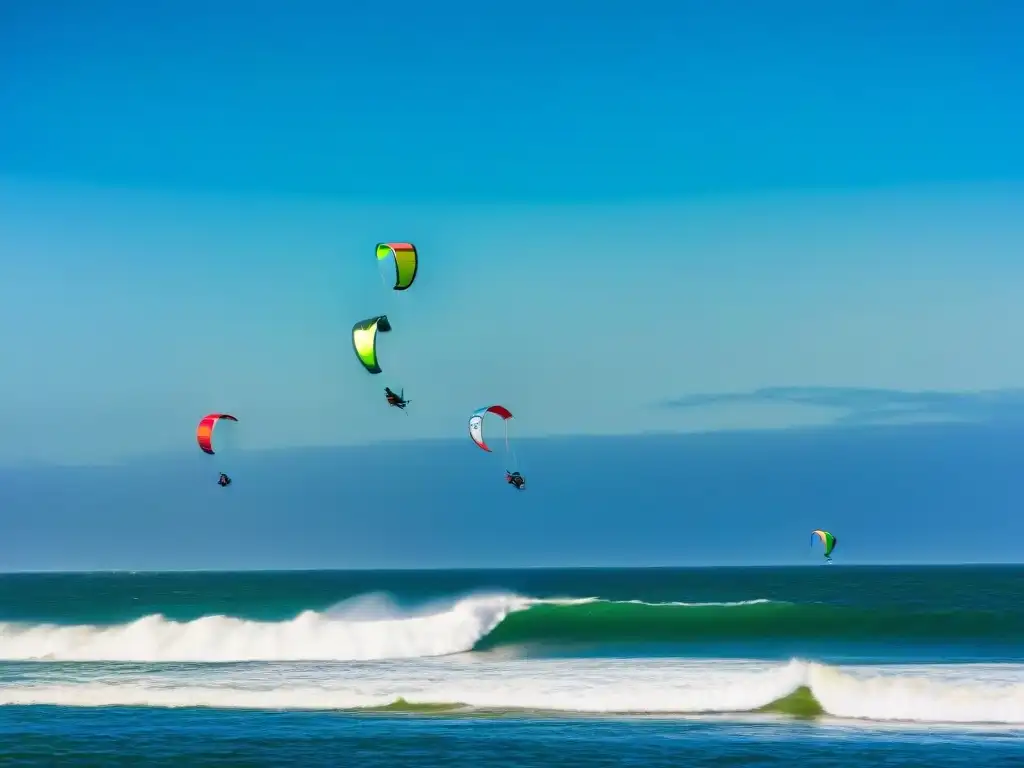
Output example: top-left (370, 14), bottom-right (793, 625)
top-left (661, 386), bottom-right (1024, 427)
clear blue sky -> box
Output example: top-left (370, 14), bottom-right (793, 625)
top-left (2, 0), bottom-right (1024, 466)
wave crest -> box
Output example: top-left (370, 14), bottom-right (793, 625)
top-left (0, 592), bottom-right (528, 662)
top-left (0, 591), bottom-right (1014, 663)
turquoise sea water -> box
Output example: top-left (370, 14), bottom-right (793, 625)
top-left (1, 566), bottom-right (1022, 766)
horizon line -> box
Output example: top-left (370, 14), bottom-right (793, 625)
top-left (1, 561), bottom-right (1020, 576)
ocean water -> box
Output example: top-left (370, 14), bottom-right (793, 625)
top-left (1, 566), bottom-right (1022, 766)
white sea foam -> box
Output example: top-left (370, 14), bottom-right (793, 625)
top-left (0, 592), bottom-right (531, 662)
top-left (1, 657), bottom-right (1023, 725)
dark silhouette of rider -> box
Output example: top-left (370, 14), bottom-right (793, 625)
top-left (218, 473), bottom-right (232, 487)
top-left (384, 387), bottom-right (410, 409)
top-left (506, 471), bottom-right (526, 490)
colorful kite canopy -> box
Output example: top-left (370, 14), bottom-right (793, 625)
top-left (376, 242), bottom-right (418, 291)
top-left (469, 405), bottom-right (514, 453)
top-left (352, 315), bottom-right (393, 375)
top-left (811, 529), bottom-right (837, 560)
top-left (196, 413), bottom-right (239, 455)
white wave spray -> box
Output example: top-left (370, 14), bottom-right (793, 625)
top-left (2, 657), bottom-right (1024, 725)
top-left (0, 592), bottom-right (533, 662)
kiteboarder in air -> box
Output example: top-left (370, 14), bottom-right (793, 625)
top-left (385, 387), bottom-right (410, 410)
top-left (218, 473), bottom-right (232, 487)
top-left (506, 470), bottom-right (526, 490)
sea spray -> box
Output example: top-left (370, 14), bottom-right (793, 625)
top-left (0, 593), bottom-right (527, 662)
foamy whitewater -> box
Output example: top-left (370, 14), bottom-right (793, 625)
top-left (2, 592), bottom-right (1023, 725)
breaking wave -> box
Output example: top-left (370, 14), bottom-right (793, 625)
top-left (0, 593), bottom-right (777, 663)
top-left (0, 592), bottom-right (528, 662)
top-left (2, 658), bottom-right (1023, 725)
top-left (0, 591), bottom-right (1017, 663)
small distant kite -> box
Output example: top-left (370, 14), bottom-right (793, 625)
top-left (469, 405), bottom-right (526, 490)
top-left (811, 529), bottom-right (837, 563)
top-left (376, 242), bottom-right (418, 291)
top-left (197, 413), bottom-right (238, 487)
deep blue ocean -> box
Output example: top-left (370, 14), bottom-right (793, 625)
top-left (1, 566), bottom-right (1022, 766)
